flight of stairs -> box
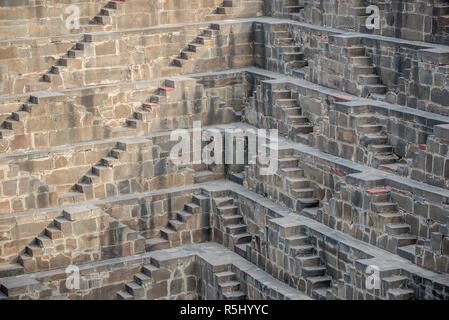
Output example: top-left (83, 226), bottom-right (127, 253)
top-left (289, 233), bottom-right (332, 300)
top-left (145, 195), bottom-right (208, 251)
top-left (214, 267), bottom-right (246, 300)
top-left (0, 276), bottom-right (68, 300)
top-left (368, 188), bottom-right (417, 255)
top-left (59, 137), bottom-right (150, 205)
top-left (276, 149), bottom-right (320, 213)
top-left (18, 205), bottom-right (145, 273)
top-left (270, 25), bottom-right (308, 77)
top-left (93, 0), bottom-right (127, 25)
top-left (355, 114), bottom-right (404, 173)
top-left (383, 275), bottom-right (415, 300)
top-left (160, 26), bottom-right (218, 77)
top-left (344, 43), bottom-right (387, 99)
top-left (271, 89), bottom-right (313, 143)
top-left (279, 0), bottom-right (304, 19)
top-left (214, 197), bottom-right (252, 249)
top-left (116, 262), bottom-right (159, 300)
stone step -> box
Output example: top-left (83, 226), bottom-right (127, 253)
top-left (184, 203), bottom-right (201, 214)
top-left (378, 213), bottom-right (403, 229)
top-left (82, 174), bottom-right (101, 184)
top-left (168, 219), bottom-right (186, 231)
top-left (176, 211), bottom-right (193, 222)
top-left (145, 237), bottom-right (170, 252)
top-left (232, 232), bottom-right (252, 244)
top-left (134, 273), bottom-right (152, 286)
top-left (219, 281), bottom-right (240, 293)
top-left (25, 244), bottom-right (43, 257)
top-left (160, 227), bottom-right (177, 241)
top-left (344, 46), bottom-right (366, 57)
top-left (223, 291), bottom-right (246, 300)
top-left (286, 177), bottom-right (310, 189)
top-left (302, 207), bottom-right (320, 220)
top-left (363, 84), bottom-right (387, 96)
top-left (307, 276), bottom-right (332, 290)
top-left (312, 288), bottom-right (330, 300)
top-left (283, 106), bottom-right (302, 116)
top-left (287, 115), bottom-right (309, 124)
top-left (226, 224), bottom-right (247, 235)
top-left (360, 134), bottom-right (389, 147)
top-left (358, 74), bottom-right (381, 85)
top-left (272, 90), bottom-right (292, 99)
top-left (387, 288), bottom-right (414, 300)
top-left (217, 205), bottom-right (238, 216)
top-left (368, 144), bottom-right (393, 154)
top-left (302, 265), bottom-right (327, 277)
top-left (44, 227), bottom-right (63, 240)
top-left (382, 275), bottom-right (409, 290)
top-left (222, 215), bottom-right (244, 226)
top-left (215, 271), bottom-right (237, 283)
top-left (0, 263), bottom-right (24, 278)
top-left (350, 56), bottom-right (372, 66)
top-left (374, 154), bottom-right (400, 165)
top-left (298, 255), bottom-right (321, 267)
top-left (275, 98), bottom-right (296, 107)
top-left (292, 124), bottom-right (313, 135)
top-left (297, 198), bottom-right (319, 211)
top-left (214, 197), bottom-right (234, 207)
top-left (12, 111), bottom-right (30, 121)
top-left (385, 223), bottom-right (410, 235)
top-left (290, 244), bottom-right (314, 256)
top-left (393, 234), bottom-right (417, 247)
top-left (357, 124), bottom-right (384, 135)
top-left (101, 156), bottom-right (120, 167)
top-left (278, 157), bottom-right (299, 168)
top-left (125, 281), bottom-right (144, 298)
top-left (397, 244), bottom-right (417, 263)
top-left (0, 129), bottom-right (14, 139)
top-left (291, 188), bottom-right (315, 198)
top-left (116, 291), bottom-right (133, 300)
top-left (371, 202), bottom-right (398, 213)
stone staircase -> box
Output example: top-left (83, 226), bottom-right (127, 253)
top-left (0, 276), bottom-right (68, 300)
top-left (116, 262), bottom-right (160, 300)
top-left (161, 26), bottom-right (219, 77)
top-left (368, 188), bottom-right (418, 255)
top-left (93, 0), bottom-right (127, 25)
top-left (270, 25), bottom-right (308, 77)
top-left (214, 267), bottom-right (246, 300)
top-left (18, 205), bottom-right (145, 273)
top-left (382, 275), bottom-right (415, 300)
top-left (286, 233), bottom-right (333, 299)
top-left (348, 0), bottom-right (373, 33)
top-left (344, 43), bottom-right (387, 98)
top-left (209, 0), bottom-right (264, 19)
top-left (276, 149), bottom-right (320, 213)
top-left (145, 194), bottom-right (209, 251)
top-left (59, 137), bottom-right (152, 205)
top-left (354, 113), bottom-right (405, 173)
top-left (214, 197), bottom-right (252, 249)
top-left (280, 0), bottom-right (304, 19)
top-left (271, 88), bottom-right (313, 143)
